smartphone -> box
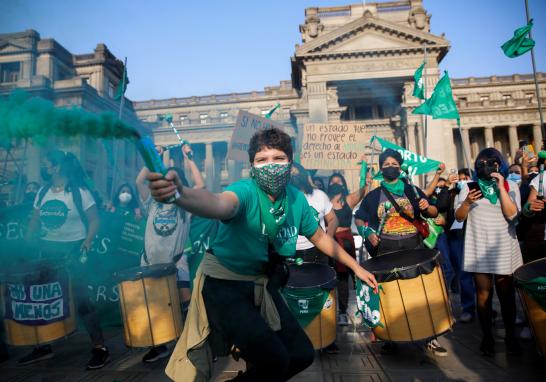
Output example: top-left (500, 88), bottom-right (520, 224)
top-left (467, 181), bottom-right (484, 199)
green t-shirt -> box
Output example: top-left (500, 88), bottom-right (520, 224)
top-left (212, 179), bottom-right (319, 275)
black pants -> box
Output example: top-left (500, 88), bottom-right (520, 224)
top-left (202, 276), bottom-right (315, 382)
top-left (40, 240), bottom-right (104, 346)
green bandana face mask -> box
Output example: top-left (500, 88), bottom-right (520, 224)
top-left (477, 178), bottom-right (499, 204)
top-left (250, 162), bottom-right (292, 197)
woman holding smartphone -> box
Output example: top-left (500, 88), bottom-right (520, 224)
top-left (455, 148), bottom-right (523, 357)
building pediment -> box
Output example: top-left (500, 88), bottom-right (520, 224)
top-left (0, 42), bottom-right (31, 54)
top-left (295, 16), bottom-right (449, 60)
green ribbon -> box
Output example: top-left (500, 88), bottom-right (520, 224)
top-left (380, 179), bottom-right (405, 196)
top-left (478, 178), bottom-right (499, 204)
top-left (517, 276), bottom-right (546, 311)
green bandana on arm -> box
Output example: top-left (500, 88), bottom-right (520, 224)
top-left (380, 179), bottom-right (405, 196)
top-left (477, 178), bottom-right (499, 204)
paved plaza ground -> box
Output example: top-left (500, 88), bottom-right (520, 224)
top-left (1, 288), bottom-right (543, 382)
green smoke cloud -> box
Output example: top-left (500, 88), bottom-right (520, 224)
top-left (0, 90), bottom-right (140, 145)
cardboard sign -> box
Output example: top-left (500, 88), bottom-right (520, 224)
top-left (227, 111), bottom-right (294, 162)
top-left (300, 123), bottom-right (371, 170)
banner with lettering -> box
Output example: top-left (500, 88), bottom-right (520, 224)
top-left (371, 136), bottom-right (441, 179)
top-left (4, 268), bottom-right (70, 325)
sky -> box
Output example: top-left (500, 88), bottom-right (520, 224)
top-left (1, 0), bottom-right (545, 101)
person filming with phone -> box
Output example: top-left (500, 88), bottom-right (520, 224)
top-left (454, 148), bottom-right (523, 357)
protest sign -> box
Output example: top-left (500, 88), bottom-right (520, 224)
top-left (227, 111), bottom-right (295, 162)
top-left (300, 122), bottom-right (371, 170)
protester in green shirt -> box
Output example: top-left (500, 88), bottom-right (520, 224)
top-left (147, 128), bottom-right (377, 381)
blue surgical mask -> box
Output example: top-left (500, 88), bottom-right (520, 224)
top-left (507, 173), bottom-right (521, 184)
top-left (456, 180), bottom-right (469, 190)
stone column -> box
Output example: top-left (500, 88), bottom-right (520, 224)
top-left (508, 125), bottom-right (519, 160)
top-left (307, 82), bottom-right (328, 123)
top-left (406, 123), bottom-right (417, 153)
top-left (532, 123), bottom-right (543, 151)
top-left (228, 160), bottom-right (242, 183)
top-left (484, 126), bottom-right (494, 148)
top-left (205, 142), bottom-right (214, 190)
top-left (460, 127), bottom-right (472, 168)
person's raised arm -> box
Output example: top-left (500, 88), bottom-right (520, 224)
top-left (324, 209), bottom-right (338, 237)
top-left (491, 172), bottom-right (518, 221)
top-left (183, 145), bottom-right (205, 189)
top-left (147, 170), bottom-right (239, 220)
top-left (136, 167), bottom-right (150, 202)
top-left (309, 227), bottom-right (377, 291)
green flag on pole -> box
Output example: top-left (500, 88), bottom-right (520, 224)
top-left (114, 64), bottom-right (128, 101)
top-left (501, 20), bottom-right (535, 58)
top-left (412, 62), bottom-right (425, 99)
top-left (371, 135), bottom-right (442, 179)
top-left (412, 71), bottom-right (459, 120)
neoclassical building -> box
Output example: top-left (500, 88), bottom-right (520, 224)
top-left (134, 0), bottom-right (545, 191)
top-left (1, 0), bottom-right (545, 200)
top-left (0, 30), bottom-right (143, 203)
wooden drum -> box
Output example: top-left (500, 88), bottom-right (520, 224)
top-left (117, 263), bottom-right (183, 348)
top-left (363, 249), bottom-right (454, 342)
top-left (1, 263), bottom-right (76, 346)
top-left (283, 262), bottom-right (337, 350)
top-left (514, 258), bottom-right (546, 358)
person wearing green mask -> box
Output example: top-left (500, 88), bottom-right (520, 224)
top-left (146, 128), bottom-right (378, 382)
top-left (455, 147), bottom-right (523, 357)
top-left (354, 148), bottom-right (446, 357)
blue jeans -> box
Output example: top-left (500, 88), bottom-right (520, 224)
top-left (448, 229), bottom-right (476, 315)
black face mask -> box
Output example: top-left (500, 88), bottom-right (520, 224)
top-left (476, 161), bottom-right (498, 181)
top-left (40, 167), bottom-right (51, 182)
top-left (382, 167), bottom-right (400, 181)
top-left (327, 183), bottom-right (346, 198)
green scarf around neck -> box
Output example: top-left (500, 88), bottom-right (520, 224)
top-left (252, 179), bottom-right (289, 242)
top-left (381, 179), bottom-right (405, 196)
top-left (478, 178), bottom-right (499, 204)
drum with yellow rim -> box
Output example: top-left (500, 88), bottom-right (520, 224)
top-left (117, 263), bottom-right (183, 348)
top-left (284, 262), bottom-right (337, 350)
top-left (362, 249), bottom-right (454, 342)
top-left (1, 262), bottom-right (76, 346)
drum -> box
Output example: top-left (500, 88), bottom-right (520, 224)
top-left (1, 262), bottom-right (76, 346)
top-left (283, 262), bottom-right (337, 350)
top-left (117, 263), bottom-right (183, 348)
top-left (514, 258), bottom-right (546, 358)
top-left (362, 249), bottom-right (454, 342)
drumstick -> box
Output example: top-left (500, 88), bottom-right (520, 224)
top-left (377, 201), bottom-right (392, 236)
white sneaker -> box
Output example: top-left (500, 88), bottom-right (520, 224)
top-left (338, 313), bottom-right (349, 326)
top-left (426, 339), bottom-right (448, 357)
top-left (459, 312), bottom-right (474, 323)
top-left (520, 327), bottom-right (532, 340)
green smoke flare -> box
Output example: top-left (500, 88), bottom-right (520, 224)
top-left (0, 90), bottom-right (140, 145)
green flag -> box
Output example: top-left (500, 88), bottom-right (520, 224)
top-left (412, 62), bottom-right (425, 99)
top-left (114, 64), bottom-right (128, 101)
top-left (501, 20), bottom-right (535, 58)
top-left (371, 135), bottom-right (442, 179)
top-left (412, 71), bottom-right (459, 120)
